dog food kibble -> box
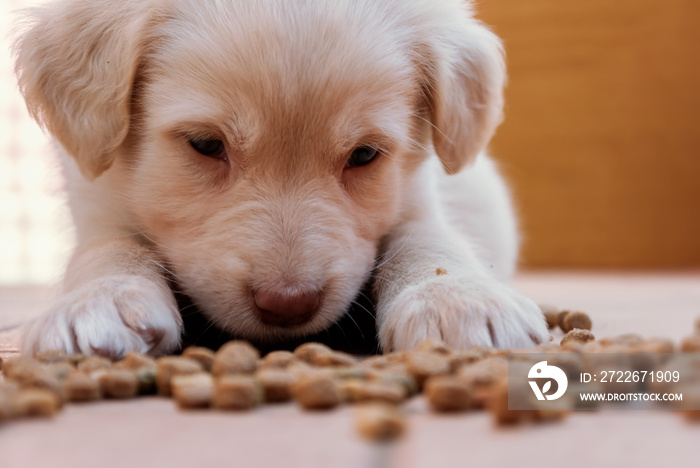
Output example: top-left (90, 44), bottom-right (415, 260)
top-left (406, 350), bottom-right (451, 386)
top-left (560, 328), bottom-right (595, 347)
top-left (260, 350), bottom-right (295, 369)
top-left (156, 357), bottom-right (204, 396)
top-left (134, 367), bottom-right (158, 394)
top-left (1, 303), bottom-right (695, 434)
top-left (213, 375), bottom-right (263, 410)
top-left (67, 354), bottom-right (88, 367)
top-left (2, 356), bottom-right (42, 380)
top-left (46, 362), bottom-right (75, 380)
top-left (292, 371), bottom-right (342, 410)
top-left (341, 379), bottom-right (407, 404)
top-left (681, 335), bottom-right (700, 353)
top-left (313, 351), bottom-right (357, 367)
top-left (4, 360), bottom-right (65, 403)
top-left (98, 369), bottom-right (139, 399)
top-left (12, 388), bottom-right (60, 418)
top-left (355, 403), bottom-right (405, 441)
top-left (114, 352), bottom-right (157, 371)
top-left (561, 311), bottom-right (592, 332)
top-left (211, 341), bottom-right (259, 376)
top-left (435, 267), bottom-right (448, 276)
top-left (487, 377), bottom-right (528, 425)
top-left (294, 342), bottom-right (333, 365)
top-left (425, 375), bottom-right (472, 412)
top-left (416, 338), bottom-right (451, 355)
top-left (63, 373), bottom-right (101, 402)
top-left (182, 347), bottom-right (216, 372)
top-left (256, 369), bottom-right (295, 402)
top-left (539, 305), bottom-right (564, 330)
top-left (172, 373), bottom-right (214, 409)
top-left (77, 356), bottom-right (112, 373)
top-left (457, 357), bottom-right (507, 408)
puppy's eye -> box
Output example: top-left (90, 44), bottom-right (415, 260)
top-left (346, 146), bottom-right (379, 168)
top-left (189, 137), bottom-right (228, 161)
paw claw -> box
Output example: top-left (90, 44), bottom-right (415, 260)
top-left (22, 275), bottom-right (182, 358)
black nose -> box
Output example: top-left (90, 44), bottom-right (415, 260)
top-left (253, 287), bottom-right (321, 327)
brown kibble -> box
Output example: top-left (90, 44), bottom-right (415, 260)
top-left (539, 305), bottom-right (564, 330)
top-left (446, 349), bottom-right (484, 371)
top-left (294, 342), bottom-right (333, 365)
top-left (372, 368), bottom-right (419, 397)
top-left (63, 373), bottom-right (101, 402)
top-left (632, 338), bottom-right (675, 354)
top-left (425, 375), bottom-right (472, 412)
top-left (332, 366), bottom-right (377, 381)
top-left (405, 350), bottom-right (451, 386)
top-left (260, 350), bottom-right (295, 369)
top-left (156, 356), bottom-right (203, 396)
top-left (457, 357), bottom-right (507, 408)
top-left (134, 367), bottom-right (157, 394)
top-left (77, 356), bottom-right (112, 373)
top-left (12, 388), bottom-right (60, 418)
top-left (598, 334), bottom-right (644, 347)
top-left (213, 375), bottom-right (263, 410)
top-left (561, 311), bottom-right (592, 332)
top-left (457, 357), bottom-right (507, 388)
top-left (341, 379), bottom-right (406, 404)
top-left (435, 267), bottom-right (448, 276)
top-left (681, 335), bottom-right (700, 353)
top-left (357, 355), bottom-right (394, 370)
top-left (46, 362), bottom-right (75, 380)
top-left (67, 354), bottom-right (88, 367)
top-left (415, 338), bottom-right (451, 355)
top-left (182, 347), bottom-right (215, 372)
top-left (313, 351), bottom-right (357, 367)
top-left (256, 369), bottom-right (295, 402)
top-left (98, 369), bottom-right (139, 399)
top-left (3, 359), bottom-right (65, 403)
top-left (561, 328), bottom-right (595, 347)
top-left (488, 378), bottom-right (527, 425)
top-left (114, 352), bottom-right (157, 371)
top-left (2, 356), bottom-right (42, 380)
top-left (291, 371), bottom-right (342, 410)
top-left (172, 373), bottom-right (214, 409)
top-left (355, 403), bottom-right (405, 441)
top-left (211, 341), bottom-right (259, 377)
top-left (34, 349), bottom-right (68, 364)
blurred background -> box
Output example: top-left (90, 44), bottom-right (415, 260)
top-left (1, 0), bottom-right (699, 287)
top-left (479, 0), bottom-right (700, 268)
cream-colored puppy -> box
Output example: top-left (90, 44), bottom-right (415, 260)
top-left (15, 0), bottom-right (549, 357)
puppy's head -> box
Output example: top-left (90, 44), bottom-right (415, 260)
top-left (15, 0), bottom-right (504, 341)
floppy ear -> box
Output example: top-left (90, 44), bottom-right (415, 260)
top-left (421, 11), bottom-right (506, 175)
top-left (13, 0), bottom-right (160, 180)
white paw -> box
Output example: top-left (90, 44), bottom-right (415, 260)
top-left (22, 275), bottom-right (182, 358)
top-left (378, 276), bottom-right (548, 351)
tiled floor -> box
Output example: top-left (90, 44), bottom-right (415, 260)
top-left (1, 272), bottom-right (699, 468)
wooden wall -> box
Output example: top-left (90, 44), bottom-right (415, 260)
top-left (477, 0), bottom-right (700, 267)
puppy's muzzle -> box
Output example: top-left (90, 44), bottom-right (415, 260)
top-left (253, 286), bottom-right (322, 327)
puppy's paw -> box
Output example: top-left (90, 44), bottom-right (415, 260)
top-left (22, 275), bottom-right (182, 358)
top-left (378, 276), bottom-right (548, 352)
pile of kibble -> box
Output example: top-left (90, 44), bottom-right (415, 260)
top-left (1, 308), bottom-right (699, 441)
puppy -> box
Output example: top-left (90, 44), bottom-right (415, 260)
top-left (14, 0), bottom-right (548, 358)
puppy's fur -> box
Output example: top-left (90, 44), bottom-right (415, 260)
top-left (14, 0), bottom-right (548, 357)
